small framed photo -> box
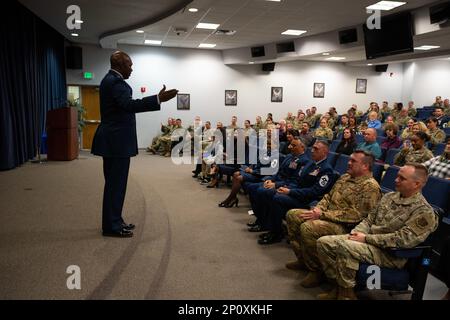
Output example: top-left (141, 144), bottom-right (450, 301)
top-left (313, 83), bottom-right (325, 98)
top-left (225, 90), bottom-right (237, 106)
top-left (177, 93), bottom-right (190, 110)
top-left (271, 87), bottom-right (283, 102)
top-left (356, 79), bottom-right (367, 94)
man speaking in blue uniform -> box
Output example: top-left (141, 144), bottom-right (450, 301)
top-left (92, 51), bottom-right (178, 237)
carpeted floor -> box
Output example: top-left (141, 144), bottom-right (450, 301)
top-left (0, 150), bottom-right (446, 300)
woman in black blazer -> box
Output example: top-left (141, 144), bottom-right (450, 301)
top-left (335, 128), bottom-right (356, 155)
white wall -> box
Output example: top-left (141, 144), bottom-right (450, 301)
top-left (402, 59), bottom-right (450, 108)
top-left (67, 44), bottom-right (405, 148)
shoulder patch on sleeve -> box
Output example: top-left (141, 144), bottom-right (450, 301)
top-left (319, 175), bottom-right (329, 187)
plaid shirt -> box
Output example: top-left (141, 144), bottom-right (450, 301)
top-left (424, 154), bottom-right (450, 179)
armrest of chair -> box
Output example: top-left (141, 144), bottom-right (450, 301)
top-left (389, 246), bottom-right (431, 259)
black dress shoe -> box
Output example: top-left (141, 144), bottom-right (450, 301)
top-left (102, 229), bottom-right (133, 238)
top-left (247, 221), bottom-right (258, 227)
top-left (258, 231), bottom-right (272, 239)
top-left (257, 232), bottom-right (283, 245)
top-left (122, 223), bottom-right (135, 230)
top-left (248, 225), bottom-right (267, 232)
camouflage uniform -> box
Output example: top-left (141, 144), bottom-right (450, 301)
top-left (149, 124), bottom-right (173, 152)
top-left (380, 106), bottom-right (391, 114)
top-left (253, 123), bottom-right (265, 132)
top-left (408, 107), bottom-right (417, 118)
top-left (317, 191), bottom-right (438, 288)
top-left (429, 128), bottom-right (446, 146)
top-left (285, 116), bottom-right (296, 126)
top-left (159, 124), bottom-right (182, 156)
top-left (305, 115), bottom-right (316, 128)
top-left (394, 147), bottom-right (434, 166)
top-left (314, 127), bottom-right (334, 141)
top-left (327, 118), bottom-right (335, 130)
top-left (400, 128), bottom-right (414, 140)
top-left (286, 174), bottom-right (381, 271)
top-left (395, 115), bottom-right (411, 128)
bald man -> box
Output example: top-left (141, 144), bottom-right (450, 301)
top-left (92, 51), bottom-right (178, 237)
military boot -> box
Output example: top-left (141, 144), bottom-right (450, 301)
top-left (317, 286), bottom-right (337, 300)
top-left (337, 286), bottom-right (357, 300)
top-left (300, 271), bottom-right (324, 288)
top-left (285, 259), bottom-right (306, 271)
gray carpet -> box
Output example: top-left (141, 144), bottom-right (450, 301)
top-left (0, 151), bottom-right (446, 300)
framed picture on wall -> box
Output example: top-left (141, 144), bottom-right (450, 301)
top-left (313, 83), bottom-right (325, 98)
top-left (356, 79), bottom-right (367, 94)
top-left (271, 87), bottom-right (283, 102)
top-left (177, 93), bottom-right (190, 110)
top-left (225, 90), bottom-right (237, 106)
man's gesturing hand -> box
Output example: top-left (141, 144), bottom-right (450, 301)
top-left (158, 85), bottom-right (178, 103)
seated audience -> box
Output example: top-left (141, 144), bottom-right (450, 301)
top-left (434, 107), bottom-right (449, 128)
top-left (381, 123), bottom-right (402, 153)
top-left (356, 128), bottom-right (382, 160)
top-left (314, 118), bottom-right (334, 141)
top-left (299, 122), bottom-right (315, 147)
top-left (335, 128), bottom-right (356, 155)
top-left (316, 164), bottom-right (438, 300)
top-left (255, 141), bottom-right (335, 245)
top-left (366, 111), bottom-right (382, 129)
top-left (426, 117), bottom-right (446, 147)
top-left (285, 151), bottom-right (381, 288)
top-left (394, 131), bottom-right (433, 166)
top-left (423, 137), bottom-right (450, 179)
top-left (400, 119), bottom-right (415, 140)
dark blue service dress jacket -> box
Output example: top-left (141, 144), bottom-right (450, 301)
top-left (91, 70), bottom-right (160, 158)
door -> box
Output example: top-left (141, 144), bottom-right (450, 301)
top-left (81, 86), bottom-right (100, 150)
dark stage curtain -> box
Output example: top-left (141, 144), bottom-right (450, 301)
top-left (0, 0), bottom-right (67, 170)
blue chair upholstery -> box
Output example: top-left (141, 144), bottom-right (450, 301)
top-left (330, 140), bottom-right (340, 152)
top-left (384, 148), bottom-right (401, 165)
top-left (433, 143), bottom-right (446, 156)
top-left (327, 151), bottom-right (339, 167)
top-left (376, 136), bottom-right (387, 145)
top-left (444, 127), bottom-right (450, 135)
top-left (372, 162), bottom-right (384, 183)
top-left (422, 176), bottom-right (450, 217)
top-left (355, 134), bottom-right (364, 144)
top-left (376, 128), bottom-right (385, 137)
top-left (333, 154), bottom-right (350, 175)
top-left (380, 165), bottom-right (400, 193)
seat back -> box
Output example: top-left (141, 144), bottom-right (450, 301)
top-left (333, 153), bottom-right (350, 175)
top-left (380, 165), bottom-right (400, 193)
top-left (372, 162), bottom-right (385, 183)
top-left (422, 176), bottom-right (450, 217)
top-left (376, 136), bottom-right (387, 145)
top-left (327, 151), bottom-right (339, 167)
top-left (330, 140), bottom-right (340, 153)
top-left (384, 148), bottom-right (400, 165)
top-left (432, 143), bottom-right (446, 156)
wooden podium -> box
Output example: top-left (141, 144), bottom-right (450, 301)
top-left (46, 107), bottom-right (79, 161)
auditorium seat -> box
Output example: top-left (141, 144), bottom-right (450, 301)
top-left (327, 151), bottom-right (339, 167)
top-left (433, 143), bottom-right (446, 156)
top-left (372, 162), bottom-right (384, 183)
top-left (384, 148), bottom-right (401, 165)
top-left (422, 176), bottom-right (450, 217)
top-left (333, 154), bottom-right (350, 175)
top-left (330, 140), bottom-right (340, 152)
top-left (380, 165), bottom-right (400, 193)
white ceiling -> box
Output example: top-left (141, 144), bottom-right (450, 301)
top-left (18, 0), bottom-right (450, 64)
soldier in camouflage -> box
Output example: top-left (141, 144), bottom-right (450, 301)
top-left (316, 163), bottom-right (439, 300)
top-left (147, 117), bottom-right (174, 153)
top-left (394, 131), bottom-right (434, 166)
top-left (314, 118), bottom-right (334, 141)
top-left (285, 150), bottom-right (381, 288)
top-left (426, 117), bottom-right (446, 146)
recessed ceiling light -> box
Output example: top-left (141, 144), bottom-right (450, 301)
top-left (281, 29), bottom-right (307, 36)
top-left (75, 20), bottom-right (83, 24)
top-left (414, 45), bottom-right (440, 50)
top-left (199, 43), bottom-right (216, 48)
top-left (266, 0), bottom-right (282, 2)
top-left (249, 62), bottom-right (255, 64)
top-left (366, 1), bottom-right (406, 11)
top-left (322, 52), bottom-right (330, 56)
top-left (368, 63), bottom-right (373, 66)
top-left (71, 33), bottom-right (79, 37)
top-left (144, 40), bottom-right (162, 45)
top-left (196, 23), bottom-right (220, 30)
top-left (326, 57), bottom-right (346, 61)
top-left (188, 8), bottom-right (198, 12)
top-left (136, 30), bottom-right (144, 33)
